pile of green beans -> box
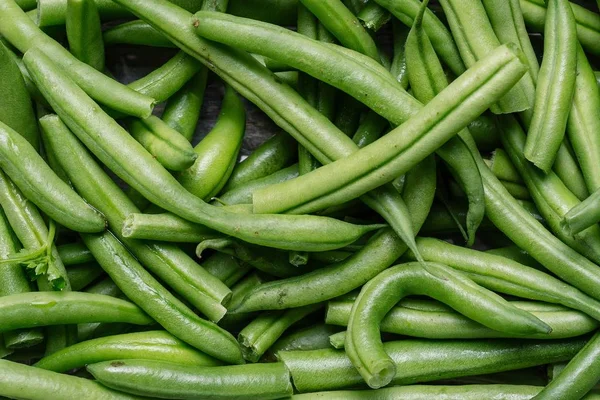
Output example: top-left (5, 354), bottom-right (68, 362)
top-left (1, 0), bottom-right (600, 398)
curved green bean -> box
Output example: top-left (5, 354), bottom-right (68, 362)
top-left (57, 242), bottom-right (94, 266)
top-left (35, 331), bottom-right (221, 372)
top-left (119, 212), bottom-right (218, 243)
top-left (67, 263), bottom-right (104, 291)
top-left (88, 359), bottom-right (293, 399)
top-left (486, 148), bottom-right (522, 183)
top-left (66, 0), bottom-right (104, 71)
top-left (345, 262), bottom-right (550, 388)
top-left (103, 20), bottom-right (174, 48)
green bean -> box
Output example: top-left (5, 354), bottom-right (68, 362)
top-left (129, 116), bottom-right (197, 171)
top-left (563, 190), bottom-right (600, 235)
top-left (162, 68), bottom-right (208, 142)
top-left (103, 20), bottom-right (174, 48)
top-left (77, 277), bottom-right (125, 342)
top-left (219, 272), bottom-right (265, 331)
top-left (333, 95), bottom-right (364, 137)
top-left (203, 252), bottom-right (251, 287)
top-left (82, 230), bottom-right (244, 365)
top-left (35, 331), bottom-right (221, 373)
top-left (520, 0), bottom-right (600, 56)
top-left (534, 331), bottom-right (600, 400)
top-left (420, 202), bottom-right (498, 236)
top-left (279, 338), bottom-right (586, 392)
top-left (228, 0), bottom-right (298, 25)
top-left (0, 292), bottom-right (152, 332)
top-left (67, 263), bottom-right (104, 291)
top-left (0, 359), bottom-right (141, 400)
top-left (485, 148), bottom-right (523, 183)
top-left (252, 44), bottom-right (528, 214)
top-left (299, 0), bottom-right (380, 61)
top-left (328, 299), bottom-right (598, 340)
top-left (66, 0), bottom-right (104, 71)
top-left (357, 2), bottom-right (390, 31)
top-left (485, 245), bottom-right (544, 270)
top-left (0, 42), bottom-right (38, 150)
top-left (346, 262), bottom-right (551, 388)
top-left (500, 114), bottom-right (600, 265)
top-left (273, 71), bottom-right (299, 88)
top-left (268, 324), bottom-right (340, 357)
top-left (523, 0), bottom-right (577, 171)
top-left (14, 0), bottom-right (35, 9)
top-left (42, 114), bottom-right (232, 322)
top-left (232, 157), bottom-right (436, 313)
top-left (469, 113), bottom-right (502, 152)
top-left (0, 119), bottom-right (105, 233)
top-left (201, 0), bottom-right (228, 12)
top-left (239, 304), bottom-right (322, 362)
top-left (119, 212), bottom-right (218, 243)
top-left (405, 1), bottom-right (483, 246)
top-left (0, 0), bottom-right (154, 118)
top-left (88, 359), bottom-right (293, 399)
top-left (27, 50), bottom-right (381, 253)
top-left (177, 85), bottom-right (245, 199)
top-left (0, 208), bottom-right (43, 350)
top-left (352, 112), bottom-right (388, 149)
top-left (57, 242), bottom-right (94, 266)
top-left (223, 132), bottom-right (297, 192)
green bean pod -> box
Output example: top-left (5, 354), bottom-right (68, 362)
top-left (238, 304), bottom-right (321, 362)
top-left (0, 118), bottom-right (105, 233)
top-left (357, 2), bottom-right (390, 31)
top-left (328, 300), bottom-right (598, 340)
top-left (35, 331), bottom-right (221, 373)
top-left (67, 263), bottom-right (104, 291)
top-left (0, 42), bottom-right (38, 150)
top-left (88, 360), bottom-right (293, 399)
top-left (57, 242), bottom-right (94, 266)
top-left (299, 0), bottom-right (380, 61)
top-left (129, 116), bottom-right (197, 172)
top-left (201, 0), bottom-right (228, 12)
top-left (485, 245), bottom-right (543, 270)
top-left (219, 272), bottom-right (265, 331)
top-left (65, 0), bottom-right (105, 71)
top-left (486, 148), bottom-right (523, 183)
top-left (268, 324), bottom-right (339, 357)
top-left (0, 0), bottom-right (154, 118)
top-left (14, 0), bottom-right (36, 9)
top-left (0, 359), bottom-right (141, 400)
top-left (253, 44), bottom-right (528, 214)
top-left (77, 277), bottom-right (125, 342)
top-left (390, 20), bottom-right (409, 89)
top-left (162, 68), bottom-right (208, 142)
top-left (554, 143), bottom-right (590, 201)
top-left (42, 115), bottom-right (232, 322)
top-left (177, 85), bottom-right (245, 199)
top-left (232, 157), bottom-right (436, 313)
top-left (520, 0), bottom-right (600, 56)
top-left (120, 212), bottom-right (218, 243)
top-left (104, 20), bottom-right (174, 47)
top-left (524, 0), bottom-right (577, 171)
top-left (278, 338), bottom-right (586, 392)
top-left (0, 292), bottom-right (151, 332)
top-left (82, 231), bottom-right (244, 365)
top-left (223, 132), bottom-right (297, 192)
top-left (346, 262), bottom-right (551, 388)
top-left (228, 0), bottom-right (298, 25)
top-left (563, 190), bottom-right (600, 235)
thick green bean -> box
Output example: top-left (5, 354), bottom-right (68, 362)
top-left (67, 263), bottom-right (104, 291)
top-left (119, 212), bottom-right (218, 243)
top-left (57, 242), bottom-right (94, 266)
top-left (0, 292), bottom-right (152, 332)
top-left (82, 231), bottom-right (244, 365)
top-left (66, 0), bottom-right (104, 71)
top-left (346, 262), bottom-right (551, 388)
top-left (328, 299), bottom-right (598, 339)
top-left (0, 42), bottom-right (38, 150)
top-left (35, 331), bottom-right (221, 372)
top-left (554, 142), bottom-right (589, 201)
top-left (534, 331), bottom-right (600, 400)
top-left (177, 85), bottom-right (245, 199)
top-left (162, 68), bottom-right (208, 142)
top-left (0, 119), bottom-right (106, 233)
top-left (88, 360), bottom-right (293, 399)
top-left (239, 304), bottom-right (321, 362)
top-left (524, 0), bottom-right (577, 171)
top-left (0, 0), bottom-right (154, 118)
top-left (0, 359), bottom-right (141, 400)
top-left (279, 338), bottom-right (586, 392)
top-left (486, 148), bottom-right (523, 183)
top-left (129, 116), bottom-right (197, 171)
top-left (42, 114), bottom-right (231, 322)
top-left (27, 48), bottom-right (381, 253)
top-left (104, 20), bottom-right (174, 47)
top-left (252, 44), bottom-right (528, 214)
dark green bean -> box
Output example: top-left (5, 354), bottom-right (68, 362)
top-left (357, 2), bottom-right (390, 31)
top-left (390, 20), bottom-right (409, 89)
top-left (65, 0), bottom-right (105, 71)
top-left (219, 272), bottom-right (265, 331)
top-left (57, 242), bottom-right (94, 266)
top-left (228, 0), bottom-right (298, 25)
top-left (203, 252), bottom-right (251, 288)
top-left (562, 189), bottom-right (600, 235)
top-left (77, 277), bottom-right (125, 342)
top-left (485, 148), bottom-right (523, 183)
top-left (268, 324), bottom-right (340, 357)
top-left (103, 20), bottom-right (174, 48)
top-left (485, 245), bottom-right (544, 270)
top-left (67, 263), bottom-right (104, 291)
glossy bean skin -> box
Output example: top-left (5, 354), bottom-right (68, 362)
top-left (35, 331), bottom-right (221, 373)
top-left (103, 20), bottom-right (174, 48)
top-left (0, 292), bottom-right (152, 332)
top-left (177, 85), bottom-right (245, 200)
top-left (82, 231), bottom-right (245, 365)
top-left (162, 68), bottom-right (208, 142)
top-left (0, 0), bottom-right (155, 118)
top-left (534, 331), bottom-right (600, 400)
top-left (524, 0), bottom-right (577, 172)
top-left (203, 252), bottom-right (251, 288)
top-left (0, 42), bottom-right (38, 149)
top-left (57, 242), bottom-right (94, 266)
top-left (267, 324), bottom-right (340, 357)
top-left (129, 116), bottom-right (197, 171)
top-left (219, 272), bottom-right (265, 331)
top-left (77, 277), bottom-right (125, 342)
top-left (42, 114), bottom-right (231, 322)
top-left (88, 359), bottom-right (294, 400)
top-left (327, 299), bottom-right (598, 340)
top-left (486, 148), bottom-right (522, 183)
top-left (345, 262), bottom-right (550, 388)
top-left (563, 190), bottom-right (600, 235)
top-left (357, 2), bottom-right (390, 31)
top-left (67, 263), bottom-right (104, 291)
top-left (278, 338), bottom-right (586, 392)
top-left (66, 0), bottom-right (105, 71)
top-left (120, 212), bottom-right (218, 243)
top-left (0, 359), bottom-right (141, 400)
top-left (0, 118), bottom-right (106, 233)
top-left (232, 157), bottom-right (436, 313)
